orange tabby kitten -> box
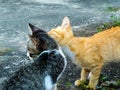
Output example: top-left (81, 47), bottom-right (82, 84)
top-left (48, 17), bottom-right (120, 90)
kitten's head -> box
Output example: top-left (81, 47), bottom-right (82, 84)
top-left (27, 23), bottom-right (58, 60)
top-left (48, 16), bottom-right (73, 46)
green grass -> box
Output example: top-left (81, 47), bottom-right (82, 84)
top-left (116, 80), bottom-right (120, 86)
top-left (106, 6), bottom-right (120, 12)
top-left (110, 15), bottom-right (120, 26)
top-left (66, 82), bottom-right (72, 88)
top-left (64, 75), bottom-right (120, 90)
top-left (96, 15), bottom-right (120, 32)
top-left (0, 47), bottom-right (12, 55)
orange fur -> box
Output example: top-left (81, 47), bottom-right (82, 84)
top-left (48, 17), bottom-right (120, 90)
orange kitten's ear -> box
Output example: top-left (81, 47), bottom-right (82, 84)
top-left (61, 16), bottom-right (71, 30)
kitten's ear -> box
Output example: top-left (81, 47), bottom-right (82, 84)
top-left (28, 23), bottom-right (46, 35)
top-left (61, 16), bottom-right (71, 30)
top-left (28, 23), bottom-right (39, 35)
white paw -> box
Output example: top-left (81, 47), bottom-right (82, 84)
top-left (74, 80), bottom-right (81, 86)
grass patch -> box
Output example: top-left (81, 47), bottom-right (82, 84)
top-left (66, 82), bottom-right (72, 88)
top-left (110, 15), bottom-right (120, 26)
top-left (0, 47), bottom-right (12, 55)
top-left (116, 80), bottom-right (120, 86)
top-left (96, 15), bottom-right (120, 32)
top-left (106, 6), bottom-right (120, 12)
top-left (97, 75), bottom-right (120, 90)
top-left (75, 75), bottom-right (119, 90)
top-left (58, 78), bottom-right (120, 90)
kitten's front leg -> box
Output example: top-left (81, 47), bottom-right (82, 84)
top-left (88, 66), bottom-right (102, 90)
top-left (75, 68), bottom-right (90, 86)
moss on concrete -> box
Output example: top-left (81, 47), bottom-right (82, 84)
top-left (0, 47), bottom-right (12, 55)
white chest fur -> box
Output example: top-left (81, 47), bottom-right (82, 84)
top-left (61, 46), bottom-right (75, 61)
top-left (62, 46), bottom-right (92, 79)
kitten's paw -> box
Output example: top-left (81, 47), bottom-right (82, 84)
top-left (86, 85), bottom-right (94, 90)
top-left (74, 80), bottom-right (84, 86)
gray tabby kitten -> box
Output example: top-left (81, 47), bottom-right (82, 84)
top-left (27, 23), bottom-right (59, 60)
top-left (2, 49), bottom-right (66, 90)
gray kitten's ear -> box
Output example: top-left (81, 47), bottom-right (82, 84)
top-left (28, 23), bottom-right (46, 35)
top-left (28, 23), bottom-right (39, 35)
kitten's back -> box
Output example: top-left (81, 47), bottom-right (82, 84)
top-left (91, 26), bottom-right (120, 62)
top-left (2, 49), bottom-right (66, 90)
